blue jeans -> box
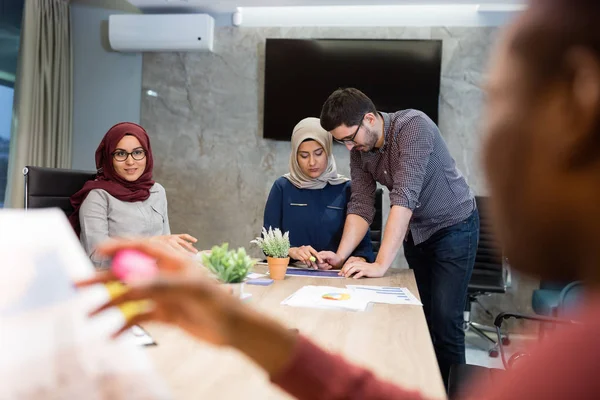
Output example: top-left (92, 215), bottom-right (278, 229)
top-left (404, 209), bottom-right (479, 388)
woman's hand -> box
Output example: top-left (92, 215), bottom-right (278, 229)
top-left (154, 233), bottom-right (198, 254)
top-left (288, 246), bottom-right (323, 269)
top-left (76, 238), bottom-right (297, 376)
top-left (316, 251), bottom-right (345, 270)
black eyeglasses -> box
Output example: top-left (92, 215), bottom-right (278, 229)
top-left (112, 149), bottom-right (147, 162)
top-left (333, 117), bottom-right (364, 145)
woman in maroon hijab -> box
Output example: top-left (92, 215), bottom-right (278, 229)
top-left (70, 122), bottom-right (197, 267)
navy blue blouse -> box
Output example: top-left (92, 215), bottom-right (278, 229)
top-left (263, 177), bottom-right (375, 262)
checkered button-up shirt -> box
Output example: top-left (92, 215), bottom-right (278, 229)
top-left (347, 110), bottom-right (475, 245)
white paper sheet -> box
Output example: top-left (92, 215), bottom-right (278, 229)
top-left (246, 272), bottom-right (267, 279)
top-left (124, 325), bottom-right (157, 346)
top-left (346, 285), bottom-right (422, 306)
top-left (0, 209), bottom-right (171, 399)
top-left (281, 285), bottom-right (371, 312)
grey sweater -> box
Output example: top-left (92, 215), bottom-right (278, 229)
top-left (79, 182), bottom-right (170, 267)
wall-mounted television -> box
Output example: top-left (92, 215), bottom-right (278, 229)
top-left (263, 38), bottom-right (442, 141)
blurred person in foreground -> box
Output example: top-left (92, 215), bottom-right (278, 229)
top-left (77, 0), bottom-right (600, 398)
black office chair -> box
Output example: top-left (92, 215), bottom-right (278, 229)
top-left (464, 196), bottom-right (511, 357)
top-left (23, 166), bottom-right (97, 215)
top-left (370, 188), bottom-right (384, 258)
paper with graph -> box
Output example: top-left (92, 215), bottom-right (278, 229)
top-left (0, 209), bottom-right (170, 399)
top-left (346, 285), bottom-right (422, 306)
top-left (281, 285), bottom-right (371, 311)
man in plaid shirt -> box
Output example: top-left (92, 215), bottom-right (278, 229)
top-left (318, 88), bottom-right (479, 387)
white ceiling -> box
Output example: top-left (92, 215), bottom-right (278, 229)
top-left (127, 0), bottom-right (526, 13)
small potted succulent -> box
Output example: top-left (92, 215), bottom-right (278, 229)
top-left (201, 243), bottom-right (255, 297)
top-left (251, 227), bottom-right (290, 280)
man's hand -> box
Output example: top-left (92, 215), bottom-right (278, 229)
top-left (288, 246), bottom-right (323, 269)
top-left (317, 251), bottom-right (344, 270)
top-left (345, 256), bottom-right (366, 264)
top-left (339, 259), bottom-right (387, 279)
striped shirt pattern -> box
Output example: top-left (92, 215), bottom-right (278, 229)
top-left (347, 110), bottom-right (475, 245)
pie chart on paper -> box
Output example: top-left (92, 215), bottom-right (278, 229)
top-left (322, 292), bottom-right (351, 301)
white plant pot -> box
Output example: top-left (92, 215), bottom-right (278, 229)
top-left (224, 282), bottom-right (245, 298)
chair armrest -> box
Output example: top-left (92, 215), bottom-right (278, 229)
top-left (493, 312), bottom-right (575, 329)
top-left (493, 312), bottom-right (577, 370)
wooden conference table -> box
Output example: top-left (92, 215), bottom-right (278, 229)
top-left (146, 266), bottom-right (446, 399)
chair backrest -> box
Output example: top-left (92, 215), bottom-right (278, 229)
top-left (23, 166), bottom-right (97, 216)
top-left (557, 281), bottom-right (585, 317)
top-left (467, 196), bottom-right (506, 294)
top-left (370, 188), bottom-right (384, 257)
top-left (474, 196), bottom-right (503, 272)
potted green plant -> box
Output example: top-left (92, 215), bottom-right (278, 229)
top-left (201, 243), bottom-right (255, 297)
top-left (251, 227), bottom-right (290, 280)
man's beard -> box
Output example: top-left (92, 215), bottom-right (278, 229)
top-left (356, 127), bottom-right (379, 152)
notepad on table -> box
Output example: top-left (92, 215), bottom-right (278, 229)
top-left (285, 269), bottom-right (343, 278)
top-left (284, 263), bottom-right (343, 278)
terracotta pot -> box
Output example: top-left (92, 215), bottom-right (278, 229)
top-left (267, 256), bottom-right (290, 280)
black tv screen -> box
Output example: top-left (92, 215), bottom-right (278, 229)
top-left (263, 39), bottom-right (442, 141)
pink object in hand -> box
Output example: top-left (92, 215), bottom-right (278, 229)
top-left (111, 249), bottom-right (158, 283)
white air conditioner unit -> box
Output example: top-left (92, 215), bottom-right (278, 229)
top-left (108, 14), bottom-right (215, 52)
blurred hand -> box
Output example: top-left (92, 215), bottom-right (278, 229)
top-left (76, 238), bottom-right (297, 375)
top-left (154, 233), bottom-right (198, 254)
top-left (288, 246), bottom-right (323, 269)
top-left (77, 239), bottom-right (232, 342)
top-left (339, 259), bottom-right (387, 279)
top-left (317, 251), bottom-right (344, 270)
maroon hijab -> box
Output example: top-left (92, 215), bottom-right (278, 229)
top-left (69, 122), bottom-right (155, 235)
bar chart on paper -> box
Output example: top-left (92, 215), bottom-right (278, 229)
top-left (346, 285), bottom-right (422, 306)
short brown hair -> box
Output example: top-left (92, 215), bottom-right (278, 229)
top-left (319, 88), bottom-right (377, 131)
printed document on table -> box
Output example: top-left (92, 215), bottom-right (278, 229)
top-left (0, 209), bottom-right (171, 399)
top-left (346, 285), bottom-right (423, 306)
top-left (281, 285), bottom-right (371, 312)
